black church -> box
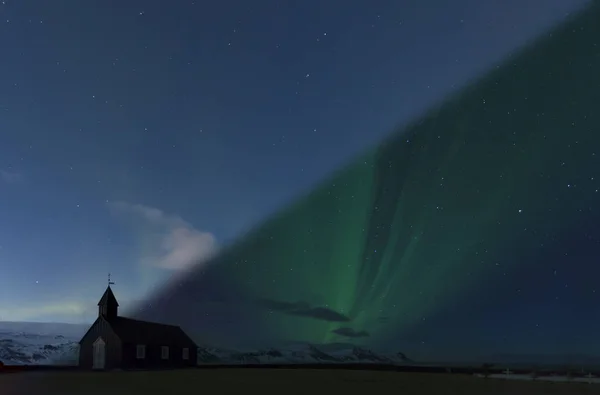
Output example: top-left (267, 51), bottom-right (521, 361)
top-left (78, 283), bottom-right (198, 370)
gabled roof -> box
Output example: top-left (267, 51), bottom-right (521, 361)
top-left (98, 286), bottom-right (119, 307)
top-left (107, 316), bottom-right (197, 348)
top-left (78, 316), bottom-right (104, 344)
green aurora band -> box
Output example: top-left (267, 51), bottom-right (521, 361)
top-left (140, 2), bottom-right (600, 351)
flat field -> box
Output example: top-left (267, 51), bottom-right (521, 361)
top-left (0, 368), bottom-right (598, 395)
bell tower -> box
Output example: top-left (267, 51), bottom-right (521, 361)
top-left (98, 273), bottom-right (119, 320)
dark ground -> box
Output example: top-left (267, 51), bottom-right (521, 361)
top-left (0, 368), bottom-right (598, 395)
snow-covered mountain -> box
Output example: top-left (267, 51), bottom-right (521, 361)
top-left (195, 343), bottom-right (413, 365)
top-left (0, 322), bottom-right (83, 365)
top-left (0, 321), bottom-right (412, 366)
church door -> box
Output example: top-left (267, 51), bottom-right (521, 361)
top-left (92, 337), bottom-right (106, 369)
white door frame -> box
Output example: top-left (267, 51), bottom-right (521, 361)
top-left (92, 337), bottom-right (106, 370)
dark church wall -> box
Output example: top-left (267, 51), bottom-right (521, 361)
top-left (188, 347), bottom-right (198, 367)
top-left (78, 317), bottom-right (122, 369)
top-left (121, 343), bottom-right (198, 369)
top-left (186, 347), bottom-right (198, 367)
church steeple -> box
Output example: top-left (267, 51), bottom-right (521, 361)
top-left (98, 274), bottom-right (119, 320)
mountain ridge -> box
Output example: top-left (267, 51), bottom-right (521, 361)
top-left (2, 322), bottom-right (599, 369)
top-left (0, 322), bottom-right (413, 366)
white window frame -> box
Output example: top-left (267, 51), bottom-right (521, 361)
top-left (136, 344), bottom-right (146, 359)
top-left (182, 347), bottom-right (189, 360)
top-left (161, 346), bottom-right (169, 360)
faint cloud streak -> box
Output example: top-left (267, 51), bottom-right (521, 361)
top-left (0, 301), bottom-right (88, 322)
top-left (108, 201), bottom-right (218, 271)
top-left (331, 327), bottom-right (370, 338)
top-left (257, 298), bottom-right (351, 322)
top-left (0, 295), bottom-right (138, 324)
top-left (0, 169), bottom-right (24, 184)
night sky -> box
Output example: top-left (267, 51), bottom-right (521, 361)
top-left (0, 0), bottom-right (595, 361)
top-left (136, 1), bottom-right (600, 362)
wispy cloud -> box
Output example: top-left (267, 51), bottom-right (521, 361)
top-left (257, 298), bottom-right (351, 322)
top-left (0, 301), bottom-right (89, 322)
top-left (0, 169), bottom-right (23, 184)
top-left (108, 202), bottom-right (218, 271)
top-left (0, 294), bottom-right (139, 324)
top-left (331, 327), bottom-right (370, 338)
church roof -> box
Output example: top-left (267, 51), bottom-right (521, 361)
top-left (98, 286), bottom-right (119, 307)
top-left (80, 285), bottom-right (197, 347)
top-left (107, 316), bottom-right (197, 347)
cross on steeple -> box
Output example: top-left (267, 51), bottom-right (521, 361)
top-left (108, 273), bottom-right (115, 286)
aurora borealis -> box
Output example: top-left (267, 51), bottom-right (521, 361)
top-left (136, 2), bottom-right (600, 362)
